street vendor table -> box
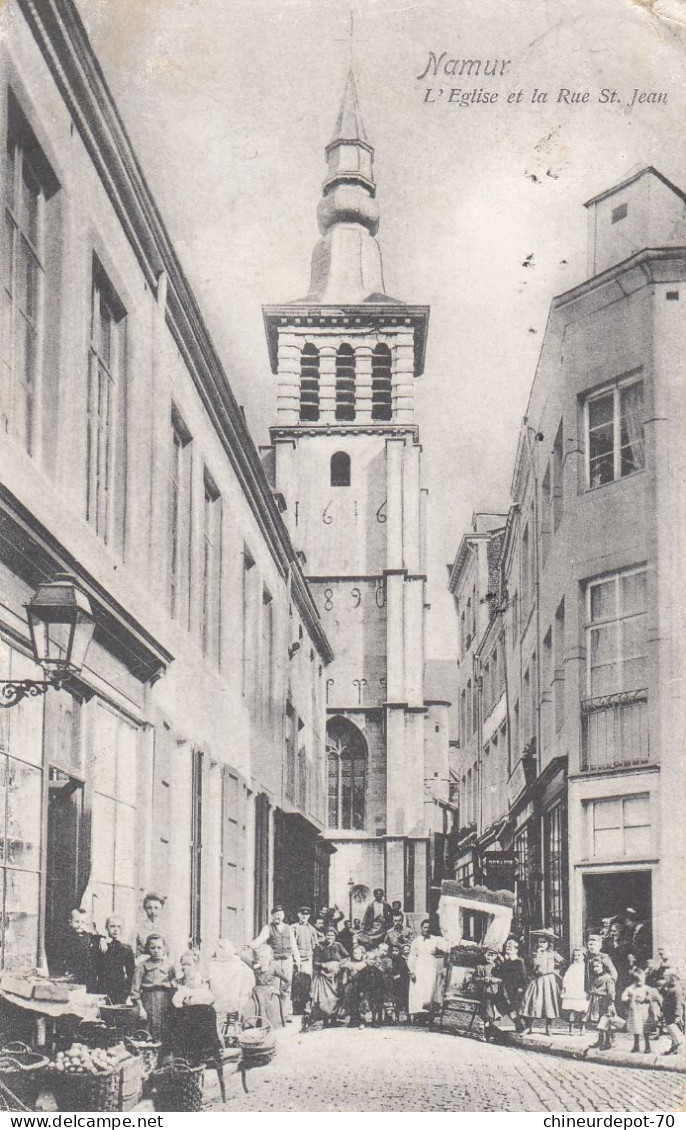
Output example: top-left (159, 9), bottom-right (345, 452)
top-left (0, 988), bottom-right (105, 1054)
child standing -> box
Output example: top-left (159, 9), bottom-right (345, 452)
top-left (493, 938), bottom-right (528, 1032)
top-left (561, 948), bottom-right (589, 1035)
top-left (520, 930), bottom-right (562, 1036)
top-left (622, 968), bottom-right (662, 1054)
top-left (660, 969), bottom-right (685, 1056)
top-left (131, 933), bottom-right (175, 1045)
top-left (587, 957), bottom-right (617, 1050)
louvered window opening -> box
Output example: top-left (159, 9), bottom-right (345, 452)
top-left (299, 344), bottom-right (320, 421)
top-left (335, 344), bottom-right (356, 421)
top-left (371, 344), bottom-right (392, 421)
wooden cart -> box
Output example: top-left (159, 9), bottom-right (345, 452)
top-left (430, 881), bottom-right (516, 1040)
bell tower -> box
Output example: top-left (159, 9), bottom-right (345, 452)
top-left (264, 71), bottom-right (432, 916)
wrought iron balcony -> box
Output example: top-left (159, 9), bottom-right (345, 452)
top-left (581, 689), bottom-right (649, 771)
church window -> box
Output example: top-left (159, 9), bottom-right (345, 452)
top-left (327, 716), bottom-right (366, 830)
top-left (335, 344), bottom-right (356, 421)
top-left (299, 343), bottom-right (320, 422)
top-left (330, 451), bottom-right (351, 487)
top-left (371, 343), bottom-right (392, 421)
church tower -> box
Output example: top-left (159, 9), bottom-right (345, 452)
top-left (264, 72), bottom-right (432, 916)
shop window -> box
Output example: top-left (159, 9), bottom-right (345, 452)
top-left (330, 451), bottom-right (351, 487)
top-left (586, 377), bottom-right (644, 487)
top-left (299, 343), bottom-right (320, 421)
top-left (326, 716), bottom-right (366, 831)
top-left (335, 344), bottom-right (356, 421)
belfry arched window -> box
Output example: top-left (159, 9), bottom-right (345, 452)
top-left (327, 716), bottom-right (366, 830)
top-left (371, 344), bottom-right (392, 421)
top-left (335, 344), bottom-right (356, 421)
top-left (299, 344), bottom-right (320, 422)
top-left (330, 451), bottom-right (351, 487)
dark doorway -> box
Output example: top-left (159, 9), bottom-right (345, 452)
top-left (46, 770), bottom-right (86, 966)
top-left (582, 870), bottom-right (652, 954)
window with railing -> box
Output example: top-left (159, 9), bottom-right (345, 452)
top-left (582, 568), bottom-right (648, 771)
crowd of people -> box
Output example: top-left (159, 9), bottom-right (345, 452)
top-left (52, 893), bottom-right (684, 1058)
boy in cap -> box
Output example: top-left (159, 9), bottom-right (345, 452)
top-left (291, 907), bottom-right (320, 1014)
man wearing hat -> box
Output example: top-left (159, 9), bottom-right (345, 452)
top-left (253, 905), bottom-right (301, 1022)
top-left (290, 907), bottom-right (320, 1014)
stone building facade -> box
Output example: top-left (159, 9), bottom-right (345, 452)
top-left (264, 73), bottom-right (454, 919)
top-left (0, 0), bottom-right (332, 970)
top-left (448, 167), bottom-right (686, 965)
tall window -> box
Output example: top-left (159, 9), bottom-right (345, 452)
top-left (544, 804), bottom-right (565, 941)
top-left (552, 420), bottom-right (564, 530)
top-left (261, 588), bottom-right (274, 726)
top-left (169, 407), bottom-right (193, 625)
top-left (2, 99), bottom-right (58, 454)
top-left (299, 343), bottom-right (320, 422)
top-left (190, 748), bottom-right (204, 948)
top-left (327, 717), bottom-right (366, 830)
top-left (554, 599), bottom-right (565, 731)
top-left (86, 261), bottom-right (126, 542)
top-left (241, 549), bottom-right (255, 698)
top-left (586, 568), bottom-right (647, 698)
top-left (91, 704), bottom-right (138, 932)
top-left (201, 471), bottom-right (222, 664)
top-left (330, 451), bottom-right (351, 487)
top-left (583, 568), bottom-right (648, 771)
top-left (586, 378), bottom-right (644, 487)
top-left (335, 344), bottom-right (356, 421)
top-left (371, 343), bottom-right (392, 421)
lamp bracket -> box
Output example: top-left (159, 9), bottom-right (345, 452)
top-left (0, 678), bottom-right (59, 709)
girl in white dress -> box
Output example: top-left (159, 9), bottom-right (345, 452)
top-left (561, 947), bottom-right (589, 1034)
top-left (407, 920), bottom-right (449, 1020)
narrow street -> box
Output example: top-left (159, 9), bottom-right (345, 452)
top-left (213, 1028), bottom-right (686, 1113)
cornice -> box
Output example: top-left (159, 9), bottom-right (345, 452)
top-left (270, 424), bottom-right (420, 441)
top-left (15, 0), bottom-right (332, 663)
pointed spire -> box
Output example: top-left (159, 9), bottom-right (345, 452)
top-left (330, 70), bottom-right (367, 145)
top-left (297, 70), bottom-right (395, 304)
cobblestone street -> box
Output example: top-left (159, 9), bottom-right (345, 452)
top-left (214, 1027), bottom-right (686, 1113)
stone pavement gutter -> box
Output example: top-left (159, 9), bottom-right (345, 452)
top-left (501, 1028), bottom-right (686, 1074)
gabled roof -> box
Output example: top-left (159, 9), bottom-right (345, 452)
top-left (584, 165), bottom-right (686, 209)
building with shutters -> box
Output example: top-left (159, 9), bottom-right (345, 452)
top-left (0, 0), bottom-right (333, 972)
top-left (262, 73), bottom-right (456, 920)
top-left (447, 166), bottom-right (686, 966)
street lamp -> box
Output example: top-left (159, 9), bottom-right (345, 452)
top-left (348, 876), bottom-right (354, 924)
top-left (1, 574), bottom-right (96, 708)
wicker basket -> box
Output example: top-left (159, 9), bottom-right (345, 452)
top-left (238, 1020), bottom-right (276, 1067)
top-left (0, 1044), bottom-right (49, 1109)
top-left (45, 1067), bottom-right (122, 1112)
top-left (150, 1059), bottom-right (205, 1112)
top-left (124, 1031), bottom-right (161, 1081)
